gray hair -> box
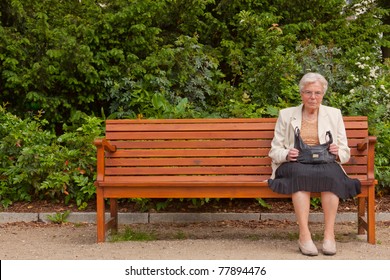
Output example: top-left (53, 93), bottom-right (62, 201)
top-left (299, 72), bottom-right (328, 93)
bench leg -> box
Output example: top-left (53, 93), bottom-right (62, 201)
top-left (110, 198), bottom-right (118, 234)
top-left (367, 185), bottom-right (376, 244)
top-left (357, 197), bottom-right (365, 235)
top-left (96, 187), bottom-right (105, 243)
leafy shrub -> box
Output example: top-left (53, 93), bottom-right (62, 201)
top-left (0, 106), bottom-right (103, 208)
top-left (104, 35), bottom-right (228, 119)
top-left (0, 106), bottom-right (54, 207)
top-left (41, 113), bottom-right (103, 208)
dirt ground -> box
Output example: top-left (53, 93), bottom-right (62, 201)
top-left (1, 220), bottom-right (389, 260)
top-left (1, 196), bottom-right (390, 260)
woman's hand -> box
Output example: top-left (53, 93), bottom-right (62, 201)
top-left (286, 148), bottom-right (299, 161)
top-left (329, 143), bottom-right (339, 157)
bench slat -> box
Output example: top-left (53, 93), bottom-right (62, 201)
top-left (345, 131), bottom-right (369, 138)
top-left (106, 122), bottom-right (277, 132)
top-left (106, 131), bottom-right (275, 140)
top-left (111, 139), bottom-right (272, 149)
top-left (100, 175), bottom-right (268, 184)
top-left (344, 121), bottom-right (368, 129)
top-left (105, 166), bottom-right (272, 175)
top-left (105, 116), bottom-right (367, 124)
top-left (106, 157), bottom-right (271, 167)
top-left (107, 148), bottom-right (268, 158)
top-left (345, 156), bottom-right (368, 164)
top-left (106, 118), bottom-right (278, 124)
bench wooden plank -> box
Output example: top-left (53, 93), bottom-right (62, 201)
top-left (106, 131), bottom-right (276, 140)
top-left (98, 184), bottom-right (374, 199)
top-left (106, 122), bottom-right (277, 132)
top-left (105, 166), bottom-right (270, 175)
top-left (106, 157), bottom-right (271, 167)
top-left (94, 116), bottom-right (377, 244)
top-left (109, 150), bottom-right (267, 159)
top-left (113, 140), bottom-right (271, 149)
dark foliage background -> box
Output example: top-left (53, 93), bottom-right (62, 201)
top-left (1, 0), bottom-right (389, 209)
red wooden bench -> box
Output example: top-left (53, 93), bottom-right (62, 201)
top-left (94, 117), bottom-right (377, 243)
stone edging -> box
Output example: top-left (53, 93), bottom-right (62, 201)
top-left (1, 212), bottom-right (390, 224)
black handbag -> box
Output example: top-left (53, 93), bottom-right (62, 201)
top-left (294, 127), bottom-right (336, 164)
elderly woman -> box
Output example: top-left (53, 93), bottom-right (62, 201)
top-left (268, 72), bottom-right (361, 256)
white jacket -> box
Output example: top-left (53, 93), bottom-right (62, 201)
top-left (268, 104), bottom-right (350, 179)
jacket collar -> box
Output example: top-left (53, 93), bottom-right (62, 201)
top-left (290, 104), bottom-right (303, 130)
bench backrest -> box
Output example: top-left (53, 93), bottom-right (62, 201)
top-left (102, 117), bottom-right (370, 182)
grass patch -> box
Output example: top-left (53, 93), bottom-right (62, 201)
top-left (110, 227), bottom-right (156, 242)
top-left (46, 210), bottom-right (70, 224)
top-left (175, 231), bottom-right (187, 240)
top-left (312, 233), bottom-right (322, 242)
top-left (73, 222), bottom-right (89, 228)
top-left (287, 232), bottom-right (299, 241)
top-left (247, 234), bottom-right (261, 241)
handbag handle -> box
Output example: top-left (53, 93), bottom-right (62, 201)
top-left (295, 127), bottom-right (333, 145)
top-left (325, 131), bottom-right (333, 145)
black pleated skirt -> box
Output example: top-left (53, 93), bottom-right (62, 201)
top-left (268, 162), bottom-right (361, 199)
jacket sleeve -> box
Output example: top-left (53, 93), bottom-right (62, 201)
top-left (268, 111), bottom-right (290, 164)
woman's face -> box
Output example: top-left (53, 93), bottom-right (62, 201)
top-left (300, 81), bottom-right (324, 111)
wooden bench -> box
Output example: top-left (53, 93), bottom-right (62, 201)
top-left (94, 117), bottom-right (377, 243)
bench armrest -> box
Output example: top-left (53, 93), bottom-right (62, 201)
top-left (94, 138), bottom-right (116, 152)
top-left (357, 136), bottom-right (377, 181)
top-left (94, 139), bottom-right (116, 183)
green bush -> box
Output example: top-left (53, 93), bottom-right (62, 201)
top-left (0, 106), bottom-right (103, 208)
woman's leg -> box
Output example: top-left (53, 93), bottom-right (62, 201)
top-left (321, 191), bottom-right (339, 241)
top-left (292, 191), bottom-right (312, 242)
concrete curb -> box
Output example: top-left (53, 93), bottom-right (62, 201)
top-left (1, 211), bottom-right (390, 224)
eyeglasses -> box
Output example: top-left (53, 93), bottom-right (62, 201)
top-left (301, 91), bottom-right (324, 97)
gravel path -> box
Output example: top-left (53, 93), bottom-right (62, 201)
top-left (1, 220), bottom-right (389, 260)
